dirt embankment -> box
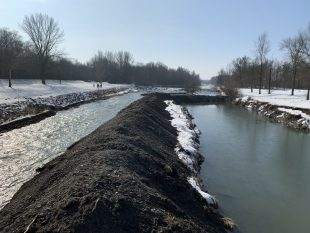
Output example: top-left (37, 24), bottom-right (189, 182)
top-left (234, 97), bottom-right (310, 132)
top-left (142, 93), bottom-right (228, 105)
top-left (0, 94), bottom-right (228, 233)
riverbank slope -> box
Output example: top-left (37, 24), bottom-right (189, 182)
top-left (234, 89), bottom-right (310, 132)
top-left (0, 80), bottom-right (131, 132)
top-left (0, 94), bottom-right (228, 233)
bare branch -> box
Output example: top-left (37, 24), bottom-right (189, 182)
top-left (21, 13), bottom-right (64, 84)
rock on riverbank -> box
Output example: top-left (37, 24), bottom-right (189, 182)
top-left (0, 94), bottom-right (228, 233)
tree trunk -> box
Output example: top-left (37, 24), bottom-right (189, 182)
top-left (307, 87), bottom-right (309, 100)
top-left (41, 77), bottom-right (46, 85)
top-left (259, 63), bottom-right (263, 94)
top-left (40, 57), bottom-right (47, 85)
top-left (268, 68), bottom-right (272, 94)
top-left (9, 69), bottom-right (12, 88)
top-left (291, 65), bottom-right (297, 96)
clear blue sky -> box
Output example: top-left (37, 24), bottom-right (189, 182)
top-left (0, 0), bottom-right (309, 79)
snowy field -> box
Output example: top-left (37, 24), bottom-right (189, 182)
top-left (240, 88), bottom-right (310, 110)
top-left (0, 79), bottom-right (128, 104)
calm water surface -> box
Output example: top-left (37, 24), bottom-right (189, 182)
top-left (187, 104), bottom-right (310, 233)
top-left (0, 92), bottom-right (141, 209)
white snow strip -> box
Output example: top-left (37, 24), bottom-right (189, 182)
top-left (164, 100), bottom-right (199, 170)
top-left (278, 107), bottom-right (310, 128)
top-left (164, 100), bottom-right (217, 206)
top-left (188, 177), bottom-right (217, 206)
top-left (278, 107), bottom-right (310, 120)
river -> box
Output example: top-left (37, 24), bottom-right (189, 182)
top-left (1, 92), bottom-right (310, 232)
top-left (187, 104), bottom-right (310, 233)
top-left (0, 92), bottom-right (141, 209)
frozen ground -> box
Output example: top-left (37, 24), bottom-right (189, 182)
top-left (0, 79), bottom-right (127, 104)
top-left (240, 88), bottom-right (310, 110)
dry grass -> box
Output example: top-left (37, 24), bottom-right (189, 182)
top-left (221, 217), bottom-right (236, 231)
top-left (163, 164), bottom-right (173, 174)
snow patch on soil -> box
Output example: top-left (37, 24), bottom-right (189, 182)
top-left (234, 96), bottom-right (310, 131)
top-left (188, 177), bottom-right (217, 206)
top-left (164, 100), bottom-right (199, 170)
top-left (278, 107), bottom-right (310, 129)
top-left (164, 100), bottom-right (217, 206)
top-left (278, 107), bottom-right (310, 120)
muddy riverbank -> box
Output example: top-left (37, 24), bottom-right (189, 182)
top-left (0, 94), bottom-right (229, 233)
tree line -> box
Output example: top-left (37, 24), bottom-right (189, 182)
top-left (211, 26), bottom-right (310, 100)
top-left (0, 13), bottom-right (200, 88)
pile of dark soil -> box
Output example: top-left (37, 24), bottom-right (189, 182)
top-left (0, 94), bottom-right (227, 233)
top-left (142, 93), bottom-right (228, 105)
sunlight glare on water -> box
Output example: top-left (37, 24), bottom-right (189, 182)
top-left (0, 93), bottom-right (141, 209)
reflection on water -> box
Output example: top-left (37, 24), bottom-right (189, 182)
top-left (0, 93), bottom-right (141, 209)
top-left (187, 104), bottom-right (310, 233)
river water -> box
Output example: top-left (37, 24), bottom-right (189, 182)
top-left (0, 92), bottom-right (141, 209)
top-left (187, 104), bottom-right (310, 233)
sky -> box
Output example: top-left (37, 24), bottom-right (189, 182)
top-left (0, 0), bottom-right (309, 79)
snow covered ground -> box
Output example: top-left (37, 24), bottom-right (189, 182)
top-left (0, 79), bottom-right (128, 104)
top-left (237, 88), bottom-right (310, 130)
top-left (240, 88), bottom-right (310, 110)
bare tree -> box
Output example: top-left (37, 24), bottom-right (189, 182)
top-left (302, 24), bottom-right (310, 100)
top-left (115, 51), bottom-right (133, 68)
top-left (0, 28), bottom-right (24, 87)
top-left (255, 33), bottom-right (270, 94)
top-left (268, 65), bottom-right (272, 94)
top-left (231, 56), bottom-right (251, 88)
top-left (303, 24), bottom-right (310, 58)
top-left (281, 33), bottom-right (305, 95)
top-left (90, 51), bottom-right (106, 82)
top-left (21, 13), bottom-right (64, 84)
top-left (115, 51), bottom-right (134, 83)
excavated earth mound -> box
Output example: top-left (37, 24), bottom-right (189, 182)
top-left (0, 94), bottom-right (227, 233)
